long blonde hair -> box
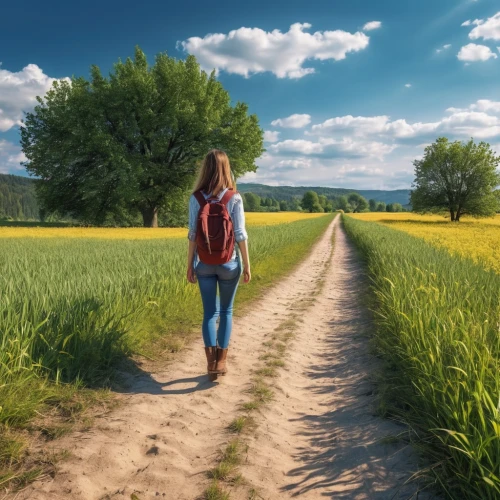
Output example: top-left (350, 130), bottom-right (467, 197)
top-left (193, 149), bottom-right (235, 196)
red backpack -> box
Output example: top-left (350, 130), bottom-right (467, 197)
top-left (194, 189), bottom-right (237, 265)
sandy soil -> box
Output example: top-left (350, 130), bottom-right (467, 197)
top-left (14, 216), bottom-right (435, 500)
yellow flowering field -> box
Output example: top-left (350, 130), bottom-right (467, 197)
top-left (0, 212), bottom-right (328, 239)
top-left (245, 212), bottom-right (328, 226)
top-left (350, 212), bottom-right (500, 273)
top-left (0, 226), bottom-right (188, 239)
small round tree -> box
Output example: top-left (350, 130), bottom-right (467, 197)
top-left (411, 138), bottom-right (500, 221)
top-left (301, 191), bottom-right (321, 213)
top-left (347, 193), bottom-right (369, 213)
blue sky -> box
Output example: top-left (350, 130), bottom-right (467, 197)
top-left (1, 0), bottom-right (500, 189)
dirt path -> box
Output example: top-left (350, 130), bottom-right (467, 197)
top-left (236, 218), bottom-right (434, 499)
top-left (17, 216), bottom-right (432, 500)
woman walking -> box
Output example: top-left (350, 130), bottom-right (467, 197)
top-left (187, 149), bottom-right (251, 379)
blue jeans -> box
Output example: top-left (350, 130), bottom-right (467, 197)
top-left (194, 256), bottom-right (242, 349)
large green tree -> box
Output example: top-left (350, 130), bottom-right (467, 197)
top-left (242, 192), bottom-right (261, 212)
top-left (411, 138), bottom-right (500, 222)
top-left (21, 47), bottom-right (264, 227)
top-left (289, 197), bottom-right (302, 211)
top-left (301, 191), bottom-right (323, 213)
top-left (335, 195), bottom-right (349, 212)
top-left (347, 192), bottom-right (369, 213)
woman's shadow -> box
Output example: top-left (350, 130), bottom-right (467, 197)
top-left (115, 362), bottom-right (219, 396)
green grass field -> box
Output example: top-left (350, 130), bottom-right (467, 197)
top-left (343, 214), bottom-right (500, 499)
top-left (0, 214), bottom-right (333, 487)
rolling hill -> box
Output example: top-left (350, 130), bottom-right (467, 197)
top-left (237, 183), bottom-right (411, 206)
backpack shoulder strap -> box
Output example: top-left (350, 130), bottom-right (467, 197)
top-left (220, 189), bottom-right (237, 206)
top-left (194, 190), bottom-right (207, 207)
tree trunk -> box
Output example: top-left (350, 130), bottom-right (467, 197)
top-left (450, 209), bottom-right (455, 221)
top-left (141, 207), bottom-right (159, 227)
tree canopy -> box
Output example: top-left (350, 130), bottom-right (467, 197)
top-left (0, 174), bottom-right (39, 220)
top-left (317, 194), bottom-right (333, 212)
top-left (242, 192), bottom-right (261, 212)
top-left (386, 202), bottom-right (403, 212)
top-left (21, 47), bottom-right (264, 226)
top-left (411, 138), bottom-right (500, 221)
top-left (301, 191), bottom-right (324, 213)
top-left (347, 192), bottom-right (369, 213)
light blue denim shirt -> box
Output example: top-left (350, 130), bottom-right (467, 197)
top-left (188, 189), bottom-right (248, 259)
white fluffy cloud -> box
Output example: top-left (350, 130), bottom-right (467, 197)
top-left (310, 115), bottom-right (390, 135)
top-left (457, 43), bottom-right (498, 61)
top-left (240, 153), bottom-right (414, 189)
top-left (267, 137), bottom-right (396, 160)
top-left (263, 130), bottom-right (280, 142)
top-left (362, 21), bottom-right (382, 31)
top-left (436, 43), bottom-right (452, 53)
top-left (269, 158), bottom-right (313, 171)
top-left (0, 140), bottom-right (27, 174)
top-left (337, 164), bottom-right (384, 176)
top-left (178, 22), bottom-right (371, 79)
top-left (271, 113), bottom-right (311, 128)
top-left (307, 99), bottom-right (500, 144)
top-left (309, 114), bottom-right (441, 139)
top-left (471, 99), bottom-right (500, 113)
top-left (462, 19), bottom-right (483, 27)
top-left (440, 111), bottom-right (500, 137)
top-left (268, 139), bottom-right (322, 155)
top-left (468, 11), bottom-right (500, 41)
top-left (405, 83), bottom-right (412, 87)
top-left (0, 63), bottom-right (69, 132)
top-left (246, 99), bottom-right (500, 189)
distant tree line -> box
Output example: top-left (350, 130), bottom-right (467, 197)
top-left (242, 192), bottom-right (301, 212)
top-left (242, 189), bottom-right (405, 214)
top-left (302, 191), bottom-right (405, 213)
top-left (0, 174), bottom-right (39, 220)
top-left (238, 184), bottom-right (410, 206)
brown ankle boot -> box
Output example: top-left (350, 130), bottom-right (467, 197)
top-left (204, 347), bottom-right (217, 374)
top-left (214, 348), bottom-right (228, 375)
